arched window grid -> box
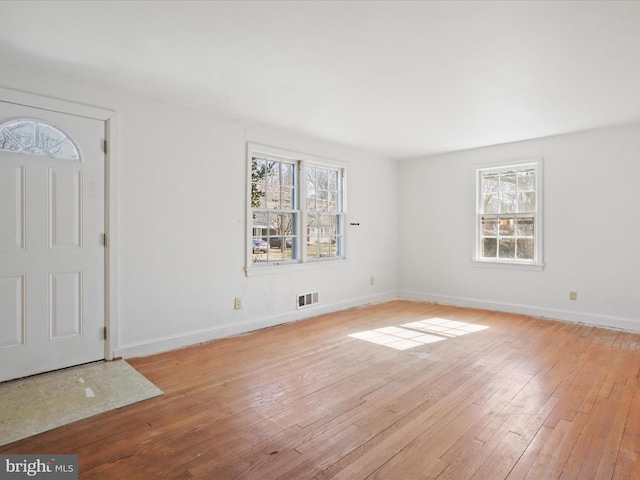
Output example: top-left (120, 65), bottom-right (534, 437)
top-left (0, 118), bottom-right (81, 161)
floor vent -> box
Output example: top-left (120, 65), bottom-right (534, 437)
top-left (298, 291), bottom-right (319, 309)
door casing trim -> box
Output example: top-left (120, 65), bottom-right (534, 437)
top-left (0, 86), bottom-right (119, 361)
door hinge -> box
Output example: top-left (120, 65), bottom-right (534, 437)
top-left (103, 139), bottom-right (108, 154)
top-left (102, 233), bottom-right (108, 247)
top-left (102, 326), bottom-right (107, 340)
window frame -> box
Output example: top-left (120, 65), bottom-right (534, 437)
top-left (304, 163), bottom-right (345, 261)
top-left (472, 158), bottom-right (544, 271)
top-left (245, 143), bottom-right (347, 275)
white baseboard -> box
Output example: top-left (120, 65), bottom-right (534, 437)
top-left (114, 290), bottom-right (399, 359)
top-left (400, 290), bottom-right (640, 333)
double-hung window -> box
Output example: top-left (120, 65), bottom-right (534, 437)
top-left (247, 144), bottom-right (345, 271)
top-left (305, 165), bottom-right (343, 259)
top-left (474, 159), bottom-right (543, 268)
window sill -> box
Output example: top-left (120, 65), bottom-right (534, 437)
top-left (471, 259), bottom-right (544, 272)
top-left (244, 258), bottom-right (350, 277)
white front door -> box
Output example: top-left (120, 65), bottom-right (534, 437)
top-left (0, 102), bottom-right (105, 383)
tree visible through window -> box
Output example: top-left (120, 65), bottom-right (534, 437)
top-left (476, 160), bottom-right (542, 265)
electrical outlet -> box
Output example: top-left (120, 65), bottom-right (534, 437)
top-left (569, 291), bottom-right (577, 301)
top-left (234, 297), bottom-right (242, 309)
top-left (370, 276), bottom-right (375, 286)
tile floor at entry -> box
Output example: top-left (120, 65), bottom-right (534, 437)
top-left (0, 360), bottom-right (163, 446)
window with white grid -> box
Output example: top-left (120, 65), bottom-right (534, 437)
top-left (248, 144), bottom-right (345, 270)
top-left (475, 159), bottom-right (543, 268)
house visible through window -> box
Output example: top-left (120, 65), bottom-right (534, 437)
top-left (248, 144), bottom-right (345, 268)
top-left (475, 159), bottom-right (543, 267)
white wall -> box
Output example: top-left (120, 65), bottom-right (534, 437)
top-left (400, 123), bottom-right (640, 331)
top-left (5, 47), bottom-right (639, 358)
top-left (0, 53), bottom-right (401, 358)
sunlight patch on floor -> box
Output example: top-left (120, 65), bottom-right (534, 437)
top-left (348, 317), bottom-right (489, 350)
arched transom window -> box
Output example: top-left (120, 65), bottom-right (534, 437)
top-left (0, 118), bottom-right (81, 160)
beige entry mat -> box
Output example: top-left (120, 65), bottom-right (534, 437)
top-left (0, 360), bottom-right (163, 446)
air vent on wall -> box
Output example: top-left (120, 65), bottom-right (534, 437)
top-left (298, 291), bottom-right (319, 309)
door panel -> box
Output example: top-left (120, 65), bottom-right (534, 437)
top-left (0, 163), bottom-right (25, 250)
top-left (0, 102), bottom-right (105, 382)
top-left (49, 168), bottom-right (82, 248)
top-left (49, 270), bottom-right (82, 339)
top-left (0, 275), bottom-right (25, 348)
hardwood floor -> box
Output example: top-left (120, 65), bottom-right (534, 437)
top-left (2, 299), bottom-right (640, 479)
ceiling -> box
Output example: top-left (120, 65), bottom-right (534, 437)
top-left (1, 1), bottom-right (640, 160)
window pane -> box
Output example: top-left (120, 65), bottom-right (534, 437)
top-left (483, 238), bottom-right (497, 258)
top-left (306, 167), bottom-right (316, 188)
top-left (317, 190), bottom-right (328, 211)
top-left (515, 217), bottom-right (534, 236)
top-left (483, 194), bottom-right (499, 214)
top-left (252, 182), bottom-right (266, 208)
top-left (0, 132), bottom-right (21, 152)
top-left (282, 162), bottom-right (295, 187)
top-left (251, 233), bottom-right (268, 264)
top-left (282, 186), bottom-right (293, 209)
top-left (281, 213), bottom-right (295, 237)
top-left (518, 192), bottom-right (535, 213)
top-left (482, 173), bottom-right (499, 194)
top-left (266, 161), bottom-right (279, 184)
top-left (283, 239), bottom-right (294, 261)
top-left (269, 246), bottom-right (283, 262)
top-left (267, 213), bottom-right (293, 238)
top-left (481, 217), bottom-right (498, 236)
top-left (317, 168), bottom-right (328, 190)
top-left (306, 213), bottom-right (318, 258)
top-left (8, 121), bottom-right (34, 146)
top-left (306, 167), bottom-right (316, 209)
top-left (252, 212), bottom-right (268, 235)
top-left (500, 192), bottom-right (516, 213)
top-left (319, 214), bottom-right (332, 229)
top-left (518, 170), bottom-right (535, 191)
top-left (266, 185), bottom-right (280, 209)
top-left (328, 191), bottom-right (337, 212)
top-left (38, 124), bottom-right (65, 150)
top-left (251, 253), bottom-right (267, 264)
top-left (306, 194), bottom-right (316, 211)
top-left (328, 237), bottom-right (338, 257)
top-left (501, 174), bottom-right (517, 193)
top-left (498, 238), bottom-right (515, 259)
top-left (251, 158), bottom-right (267, 208)
top-left (318, 214), bottom-right (335, 258)
top-left (307, 213), bottom-right (318, 228)
top-left (499, 218), bottom-right (514, 236)
top-left (319, 243), bottom-right (331, 257)
top-left (268, 213), bottom-right (281, 234)
top-left (517, 238), bottom-right (534, 260)
top-left (50, 140), bottom-right (79, 160)
top-left (329, 170), bottom-right (338, 190)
